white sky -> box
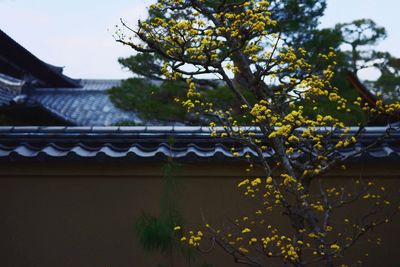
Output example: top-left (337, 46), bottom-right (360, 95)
top-left (0, 0), bottom-right (399, 79)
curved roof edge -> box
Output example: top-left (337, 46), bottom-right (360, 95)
top-left (0, 126), bottom-right (398, 162)
top-left (0, 30), bottom-right (80, 88)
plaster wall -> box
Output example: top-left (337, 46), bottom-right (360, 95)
top-left (0, 161), bottom-right (399, 267)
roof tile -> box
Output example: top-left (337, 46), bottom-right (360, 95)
top-left (0, 126), bottom-right (398, 162)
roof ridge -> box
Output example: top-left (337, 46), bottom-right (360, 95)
top-left (0, 125), bottom-right (398, 135)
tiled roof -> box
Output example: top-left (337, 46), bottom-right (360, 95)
top-left (30, 79), bottom-right (140, 126)
top-left (0, 78), bottom-right (140, 126)
top-left (0, 30), bottom-right (136, 126)
top-left (0, 126), bottom-right (398, 162)
top-left (79, 79), bottom-right (122, 90)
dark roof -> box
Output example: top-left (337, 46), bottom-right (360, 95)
top-left (0, 126), bottom-right (398, 162)
top-left (347, 71), bottom-right (400, 122)
top-left (29, 80), bottom-right (141, 126)
top-left (0, 29), bottom-right (80, 88)
top-left (0, 73), bottom-right (24, 106)
top-left (0, 76), bottom-right (140, 126)
top-left (0, 30), bottom-right (136, 126)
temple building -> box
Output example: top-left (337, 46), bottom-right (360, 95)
top-left (0, 29), bottom-right (139, 126)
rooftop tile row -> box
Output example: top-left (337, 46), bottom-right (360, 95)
top-left (0, 126), bottom-right (398, 161)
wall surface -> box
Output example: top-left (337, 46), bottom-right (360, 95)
top-left (0, 161), bottom-right (399, 267)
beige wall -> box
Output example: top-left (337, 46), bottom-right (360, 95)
top-left (0, 161), bottom-right (399, 267)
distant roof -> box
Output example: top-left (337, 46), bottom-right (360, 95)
top-left (0, 30), bottom-right (141, 126)
top-left (0, 30), bottom-right (80, 88)
top-left (0, 126), bottom-right (398, 162)
top-left (347, 71), bottom-right (400, 122)
top-left (0, 75), bottom-right (140, 126)
top-left (30, 79), bottom-right (140, 126)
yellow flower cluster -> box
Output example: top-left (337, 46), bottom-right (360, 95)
top-left (181, 230), bottom-right (203, 247)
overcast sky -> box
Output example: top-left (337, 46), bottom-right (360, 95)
top-left (0, 0), bottom-right (398, 79)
